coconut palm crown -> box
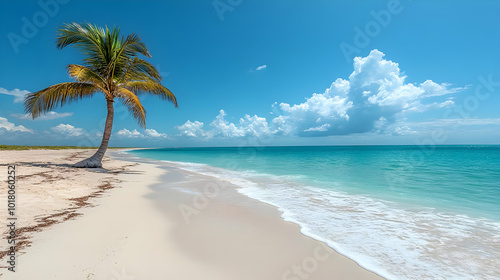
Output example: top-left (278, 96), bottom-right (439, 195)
top-left (24, 22), bottom-right (177, 168)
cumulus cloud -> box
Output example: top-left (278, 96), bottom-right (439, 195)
top-left (275, 81), bottom-right (353, 136)
top-left (177, 110), bottom-right (274, 138)
top-left (0, 88), bottom-right (30, 103)
top-left (116, 129), bottom-right (144, 138)
top-left (177, 49), bottom-right (466, 138)
top-left (304, 123), bottom-right (331, 132)
top-left (393, 126), bottom-right (418, 136)
top-left (210, 110), bottom-right (245, 137)
top-left (273, 49), bottom-right (464, 136)
top-left (12, 111), bottom-right (73, 120)
top-left (0, 117), bottom-right (33, 133)
top-left (238, 114), bottom-right (273, 137)
top-left (116, 128), bottom-right (168, 139)
top-left (176, 120), bottom-right (206, 137)
top-left (51, 124), bottom-right (85, 137)
top-left (145, 129), bottom-right (168, 138)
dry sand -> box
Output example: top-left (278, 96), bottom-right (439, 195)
top-left (0, 149), bottom-right (384, 279)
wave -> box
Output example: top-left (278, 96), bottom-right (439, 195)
top-left (164, 160), bottom-right (500, 280)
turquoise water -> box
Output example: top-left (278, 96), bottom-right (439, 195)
top-left (129, 145), bottom-right (500, 279)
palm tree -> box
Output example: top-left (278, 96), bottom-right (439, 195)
top-left (24, 23), bottom-right (177, 168)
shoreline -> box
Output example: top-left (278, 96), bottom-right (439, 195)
top-left (126, 154), bottom-right (392, 279)
top-left (1, 149), bottom-right (384, 279)
top-left (127, 156), bottom-right (391, 278)
top-left (117, 150), bottom-right (386, 279)
top-left (128, 146), bottom-right (500, 280)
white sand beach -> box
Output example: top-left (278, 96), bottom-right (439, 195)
top-left (0, 149), bottom-right (383, 279)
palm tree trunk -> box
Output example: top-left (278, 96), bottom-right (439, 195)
top-left (73, 98), bottom-right (114, 168)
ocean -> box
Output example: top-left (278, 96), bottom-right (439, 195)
top-left (128, 145), bottom-right (500, 280)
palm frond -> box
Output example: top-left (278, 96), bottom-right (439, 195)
top-left (30, 22), bottom-right (177, 130)
top-left (116, 88), bottom-right (146, 127)
top-left (119, 58), bottom-right (162, 83)
top-left (56, 23), bottom-right (111, 77)
top-left (67, 64), bottom-right (107, 87)
top-left (121, 33), bottom-right (151, 58)
top-left (56, 22), bottom-right (105, 49)
top-left (24, 82), bottom-right (99, 118)
top-left (110, 33), bottom-right (150, 80)
top-left (124, 81), bottom-right (178, 107)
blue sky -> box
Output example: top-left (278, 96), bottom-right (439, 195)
top-left (1, 0), bottom-right (499, 147)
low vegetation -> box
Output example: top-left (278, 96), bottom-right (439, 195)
top-left (0, 145), bottom-right (127, 151)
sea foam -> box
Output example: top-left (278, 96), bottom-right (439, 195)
top-left (167, 160), bottom-right (500, 280)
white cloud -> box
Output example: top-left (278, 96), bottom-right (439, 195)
top-left (176, 120), bottom-right (206, 137)
top-left (145, 129), bottom-right (168, 138)
top-left (408, 118), bottom-right (500, 128)
top-left (420, 80), bottom-right (465, 97)
top-left (0, 88), bottom-right (30, 103)
top-left (210, 110), bottom-right (244, 137)
top-left (0, 117), bottom-right (33, 133)
top-left (348, 50), bottom-right (466, 113)
top-left (116, 129), bottom-right (144, 138)
top-left (176, 111), bottom-right (273, 138)
top-left (272, 49), bottom-right (465, 136)
top-left (176, 49), bottom-right (467, 138)
top-left (238, 114), bottom-right (273, 137)
top-left (116, 128), bottom-right (168, 139)
top-left (304, 123), bottom-right (331, 132)
top-left (51, 124), bottom-right (85, 137)
top-left (248, 65), bottom-right (268, 73)
top-left (379, 118), bottom-right (500, 136)
top-left (393, 126), bottom-right (418, 136)
top-left (272, 115), bottom-right (293, 135)
top-left (276, 81), bottom-right (353, 135)
top-left (12, 111), bottom-right (73, 120)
